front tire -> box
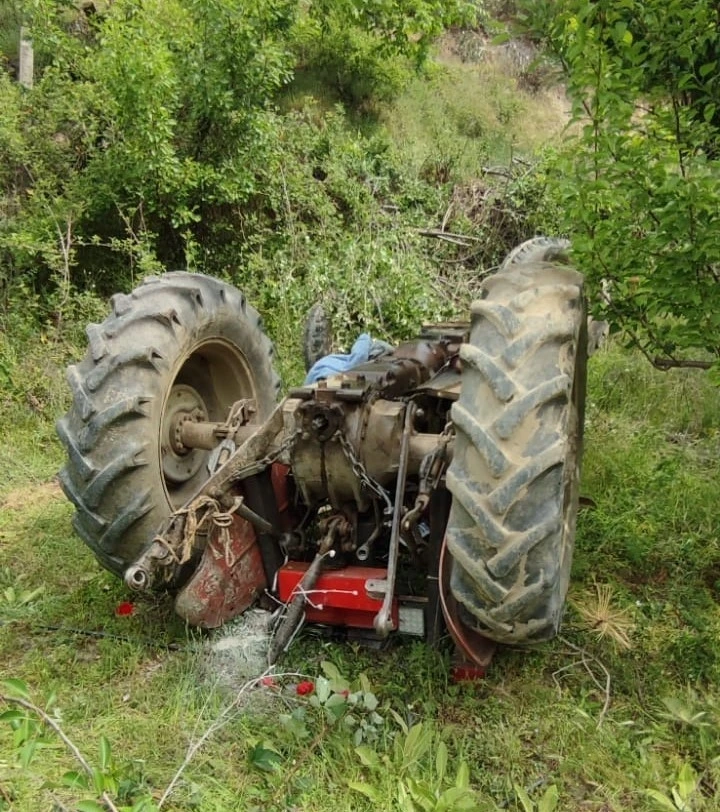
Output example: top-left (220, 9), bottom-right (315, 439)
top-left (57, 272), bottom-right (280, 581)
top-left (445, 260), bottom-right (587, 645)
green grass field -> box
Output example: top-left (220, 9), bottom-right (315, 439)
top-left (1, 334), bottom-right (719, 811)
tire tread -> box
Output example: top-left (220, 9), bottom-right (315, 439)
top-left (446, 258), bottom-right (586, 645)
top-left (58, 272), bottom-right (280, 580)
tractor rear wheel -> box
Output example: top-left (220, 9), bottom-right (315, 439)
top-left (57, 272), bottom-right (280, 582)
top-left (445, 259), bottom-right (587, 645)
top-left (498, 236), bottom-right (571, 271)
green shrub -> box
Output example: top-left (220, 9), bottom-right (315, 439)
top-left (520, 0), bottom-right (720, 370)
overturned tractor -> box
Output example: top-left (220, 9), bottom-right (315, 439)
top-left (57, 240), bottom-right (587, 671)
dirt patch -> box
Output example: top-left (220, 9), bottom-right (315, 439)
top-left (0, 479), bottom-right (62, 512)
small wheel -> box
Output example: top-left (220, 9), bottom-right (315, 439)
top-left (445, 258), bottom-right (587, 645)
top-left (302, 303), bottom-right (332, 372)
top-left (57, 272), bottom-right (280, 582)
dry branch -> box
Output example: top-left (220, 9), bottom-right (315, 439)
top-left (556, 637), bottom-right (612, 728)
top-left (652, 357), bottom-right (712, 371)
top-left (415, 228), bottom-right (481, 246)
top-left (0, 694), bottom-right (121, 812)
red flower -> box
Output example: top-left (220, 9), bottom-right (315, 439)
top-left (296, 681), bottom-right (314, 696)
top-left (260, 676), bottom-right (276, 687)
top-left (115, 601), bottom-right (135, 616)
top-left (339, 689), bottom-right (350, 698)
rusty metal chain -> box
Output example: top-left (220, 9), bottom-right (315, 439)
top-left (228, 425), bottom-right (303, 483)
top-left (337, 431), bottom-right (393, 516)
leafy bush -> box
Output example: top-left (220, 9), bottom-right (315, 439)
top-left (519, 0), bottom-right (720, 371)
top-left (293, 0), bottom-right (477, 106)
top-left (0, 0), bottom-right (297, 308)
top-left (227, 108), bottom-right (453, 375)
top-left (0, 0), bottom-right (486, 351)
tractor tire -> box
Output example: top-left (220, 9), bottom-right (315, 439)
top-left (302, 303), bottom-right (332, 372)
top-left (499, 236), bottom-right (570, 272)
top-left (57, 272), bottom-right (280, 582)
top-left (445, 259), bottom-right (587, 645)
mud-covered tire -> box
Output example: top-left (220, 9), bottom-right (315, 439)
top-left (499, 236), bottom-right (571, 272)
top-left (302, 303), bottom-right (332, 372)
top-left (445, 260), bottom-right (587, 645)
top-left (57, 272), bottom-right (280, 581)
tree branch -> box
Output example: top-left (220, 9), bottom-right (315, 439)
top-left (652, 357), bottom-right (712, 371)
top-left (415, 228), bottom-right (482, 245)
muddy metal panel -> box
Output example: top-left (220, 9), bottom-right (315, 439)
top-left (174, 516), bottom-right (266, 628)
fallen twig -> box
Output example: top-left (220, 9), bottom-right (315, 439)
top-left (557, 636), bottom-right (612, 728)
top-left (0, 694), bottom-right (121, 812)
top-left (415, 228), bottom-right (483, 245)
top-left (158, 670), bottom-right (311, 808)
top-left (481, 167), bottom-right (514, 179)
top-left (652, 357), bottom-right (712, 371)
top-left (551, 659), bottom-right (586, 695)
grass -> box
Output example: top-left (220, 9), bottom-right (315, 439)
top-left (2, 332), bottom-right (720, 811)
top-left (381, 34), bottom-right (570, 179)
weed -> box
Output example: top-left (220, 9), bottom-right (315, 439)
top-left (574, 582), bottom-right (635, 649)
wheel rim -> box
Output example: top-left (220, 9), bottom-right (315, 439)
top-left (162, 384), bottom-right (209, 485)
top-left (159, 338), bottom-right (258, 508)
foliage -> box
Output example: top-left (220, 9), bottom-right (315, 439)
top-left (513, 783), bottom-right (559, 812)
top-left (645, 763), bottom-right (701, 812)
top-left (0, 678), bottom-right (157, 810)
top-left (0, 0), bottom-right (480, 333)
top-left (0, 0), bottom-right (297, 313)
top-left (517, 0), bottom-right (720, 370)
top-left (0, 0), bottom-right (560, 373)
top-left (230, 107), bottom-right (454, 373)
top-left (349, 717), bottom-right (478, 811)
top-left (292, 0), bottom-right (477, 105)
top-left (0, 1), bottom-right (23, 64)
top-left (274, 662), bottom-right (386, 747)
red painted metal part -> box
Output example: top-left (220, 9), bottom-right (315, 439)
top-left (271, 463), bottom-right (290, 514)
top-left (438, 537), bottom-right (496, 673)
top-left (451, 659), bottom-right (491, 681)
top-left (277, 562), bottom-right (399, 630)
top-left (174, 515), bottom-right (267, 628)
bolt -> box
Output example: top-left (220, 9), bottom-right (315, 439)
top-left (312, 415), bottom-right (328, 432)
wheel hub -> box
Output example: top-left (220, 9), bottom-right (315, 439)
top-left (162, 384), bottom-right (209, 484)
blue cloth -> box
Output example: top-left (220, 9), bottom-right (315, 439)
top-left (304, 333), bottom-right (397, 384)
top-left (304, 333), bottom-right (373, 384)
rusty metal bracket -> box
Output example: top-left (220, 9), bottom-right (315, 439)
top-left (125, 404), bottom-right (287, 592)
top-left (374, 401), bottom-right (416, 636)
